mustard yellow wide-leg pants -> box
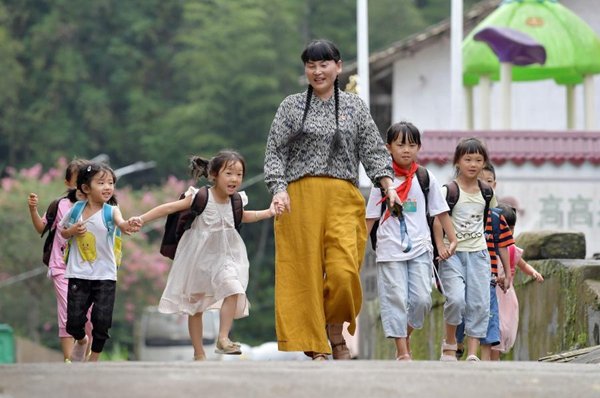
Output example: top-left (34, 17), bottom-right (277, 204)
top-left (274, 177), bottom-right (366, 353)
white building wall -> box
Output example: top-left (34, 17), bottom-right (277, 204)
top-left (391, 0), bottom-right (600, 131)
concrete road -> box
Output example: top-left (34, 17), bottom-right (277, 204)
top-left (1, 360), bottom-right (599, 398)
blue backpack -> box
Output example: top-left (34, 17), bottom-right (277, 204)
top-left (63, 201), bottom-right (122, 267)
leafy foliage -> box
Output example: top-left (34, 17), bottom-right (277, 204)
top-left (0, 0), bottom-right (472, 355)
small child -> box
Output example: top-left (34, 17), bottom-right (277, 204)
top-left (492, 203), bottom-right (544, 360)
top-left (129, 150), bottom-right (277, 360)
top-left (366, 122), bottom-right (457, 361)
top-left (27, 158), bottom-right (93, 362)
top-left (454, 163), bottom-right (515, 360)
top-left (59, 162), bottom-right (137, 362)
top-left (433, 138), bottom-right (500, 362)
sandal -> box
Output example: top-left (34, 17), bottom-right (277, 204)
top-left (466, 354), bottom-right (480, 362)
top-left (326, 324), bottom-right (351, 360)
top-left (312, 353), bottom-right (328, 361)
top-left (193, 353), bottom-right (206, 361)
top-left (215, 339), bottom-right (242, 355)
top-left (396, 354), bottom-right (412, 361)
top-left (440, 340), bottom-right (458, 362)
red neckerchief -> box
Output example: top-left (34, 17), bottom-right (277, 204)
top-left (378, 161), bottom-right (418, 223)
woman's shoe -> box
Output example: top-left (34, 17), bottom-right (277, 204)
top-left (466, 354), bottom-right (480, 362)
top-left (215, 339), bottom-right (242, 355)
top-left (311, 353), bottom-right (328, 361)
top-left (440, 340), bottom-right (458, 362)
top-left (193, 353), bottom-right (206, 361)
top-left (326, 324), bottom-right (351, 360)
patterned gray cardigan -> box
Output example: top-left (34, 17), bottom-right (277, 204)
top-left (264, 90), bottom-right (393, 195)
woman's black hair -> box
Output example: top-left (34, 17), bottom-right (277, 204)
top-left (386, 121), bottom-right (421, 146)
top-left (76, 162), bottom-right (118, 205)
top-left (289, 39), bottom-right (343, 152)
top-left (497, 202), bottom-right (517, 229)
top-left (190, 150), bottom-right (246, 182)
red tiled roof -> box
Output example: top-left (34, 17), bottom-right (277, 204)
top-left (419, 130), bottom-right (600, 166)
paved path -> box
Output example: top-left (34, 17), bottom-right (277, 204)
top-left (1, 361), bottom-right (599, 398)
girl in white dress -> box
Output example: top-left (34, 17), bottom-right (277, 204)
top-left (131, 150), bottom-right (277, 360)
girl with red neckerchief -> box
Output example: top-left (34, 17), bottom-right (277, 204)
top-left (366, 121), bottom-right (457, 361)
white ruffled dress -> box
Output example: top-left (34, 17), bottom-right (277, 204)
top-left (158, 187), bottom-right (250, 319)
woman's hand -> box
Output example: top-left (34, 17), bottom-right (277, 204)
top-left (272, 191), bottom-right (290, 215)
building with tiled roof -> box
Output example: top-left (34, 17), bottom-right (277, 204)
top-left (350, 0), bottom-right (600, 258)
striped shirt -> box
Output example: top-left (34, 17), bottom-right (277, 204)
top-left (485, 211), bottom-right (515, 276)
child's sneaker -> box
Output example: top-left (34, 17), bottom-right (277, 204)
top-left (71, 336), bottom-right (88, 362)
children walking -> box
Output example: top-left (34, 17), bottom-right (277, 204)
top-left (433, 137), bottom-right (499, 362)
top-left (492, 203), bottom-right (544, 360)
top-left (27, 158), bottom-right (93, 362)
top-left (366, 122), bottom-right (457, 361)
top-left (130, 150), bottom-right (277, 360)
top-left (59, 162), bottom-right (136, 362)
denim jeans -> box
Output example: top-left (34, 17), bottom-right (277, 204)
top-left (377, 251), bottom-right (433, 337)
top-left (439, 250), bottom-right (490, 338)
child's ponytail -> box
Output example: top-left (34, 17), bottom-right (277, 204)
top-left (189, 156), bottom-right (210, 181)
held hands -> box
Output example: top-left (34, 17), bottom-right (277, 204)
top-left (118, 219), bottom-right (140, 235)
top-left (127, 216), bottom-right (144, 230)
top-left (496, 275), bottom-right (513, 293)
top-left (268, 202), bottom-right (278, 218)
top-left (272, 191), bottom-right (290, 216)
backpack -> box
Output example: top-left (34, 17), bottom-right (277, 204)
top-left (63, 201), bottom-right (123, 267)
top-left (432, 179), bottom-right (494, 262)
top-left (40, 195), bottom-right (68, 266)
top-left (488, 207), bottom-right (502, 254)
top-left (369, 166), bottom-right (431, 250)
top-left (159, 186), bottom-right (244, 260)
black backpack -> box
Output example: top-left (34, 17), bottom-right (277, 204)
top-left (159, 186), bottom-right (244, 259)
top-left (40, 196), bottom-right (67, 266)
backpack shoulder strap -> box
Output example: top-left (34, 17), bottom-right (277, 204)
top-left (231, 192), bottom-right (244, 229)
top-left (478, 180), bottom-right (494, 228)
top-left (489, 207), bottom-right (502, 252)
top-left (41, 197), bottom-right (63, 237)
top-left (102, 203), bottom-right (116, 236)
top-left (191, 186), bottom-right (210, 216)
top-left (68, 201), bottom-right (87, 226)
top-left (444, 181), bottom-right (460, 215)
top-left (415, 166), bottom-right (430, 215)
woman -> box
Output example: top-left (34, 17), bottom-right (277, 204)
top-left (264, 39), bottom-right (400, 360)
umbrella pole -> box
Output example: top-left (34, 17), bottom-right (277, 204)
top-left (566, 85), bottom-right (575, 130)
top-left (500, 62), bottom-right (512, 130)
top-left (584, 75), bottom-right (596, 130)
top-left (480, 75), bottom-right (491, 129)
top-left (466, 85), bottom-right (474, 130)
